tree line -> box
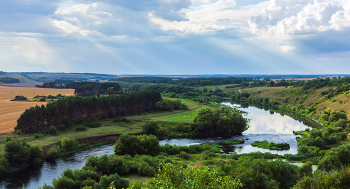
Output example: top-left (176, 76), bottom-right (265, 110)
top-left (15, 90), bottom-right (161, 133)
top-left (0, 77), bottom-right (20, 83)
top-left (38, 82), bottom-right (122, 96)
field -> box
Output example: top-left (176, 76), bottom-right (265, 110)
top-left (0, 86), bottom-right (74, 133)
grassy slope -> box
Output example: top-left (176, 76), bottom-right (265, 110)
top-left (1, 73), bottom-right (35, 83)
top-left (0, 98), bottom-right (216, 154)
top-left (239, 86), bottom-right (350, 118)
top-left (195, 84), bottom-right (236, 93)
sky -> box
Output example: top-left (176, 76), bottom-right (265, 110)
top-left (0, 0), bottom-right (350, 75)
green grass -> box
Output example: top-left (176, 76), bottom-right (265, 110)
top-left (224, 139), bottom-right (245, 145)
top-left (251, 140), bottom-right (290, 150)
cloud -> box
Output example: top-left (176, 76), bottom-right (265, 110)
top-left (280, 45), bottom-right (295, 52)
top-left (149, 0), bottom-right (269, 35)
top-left (249, 0), bottom-right (350, 38)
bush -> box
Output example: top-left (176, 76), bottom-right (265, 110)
top-left (142, 121), bottom-right (160, 136)
top-left (61, 137), bottom-right (78, 151)
top-left (179, 151), bottom-right (190, 159)
top-left (48, 126), bottom-right (58, 135)
top-left (58, 124), bottom-right (66, 131)
top-left (84, 117), bottom-right (101, 128)
top-left (94, 173), bottom-right (129, 189)
top-left (114, 134), bottom-right (160, 156)
top-left (113, 117), bottom-right (130, 122)
top-left (76, 125), bottom-right (87, 131)
top-left (46, 146), bottom-right (59, 160)
top-left (35, 134), bottom-right (40, 139)
top-left (39, 97), bottom-right (46, 101)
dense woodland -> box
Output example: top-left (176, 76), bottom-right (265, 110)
top-left (0, 77), bottom-right (20, 83)
top-left (39, 82), bottom-right (122, 96)
top-left (15, 90), bottom-right (161, 133)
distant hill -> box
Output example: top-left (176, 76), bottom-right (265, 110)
top-left (10, 72), bottom-right (119, 82)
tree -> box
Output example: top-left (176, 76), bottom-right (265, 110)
top-left (145, 163), bottom-right (243, 189)
top-left (142, 121), bottom-right (160, 136)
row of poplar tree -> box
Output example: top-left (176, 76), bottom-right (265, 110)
top-left (15, 90), bottom-right (161, 133)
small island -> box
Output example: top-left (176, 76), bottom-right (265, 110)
top-left (251, 140), bottom-right (290, 150)
top-left (224, 139), bottom-right (245, 145)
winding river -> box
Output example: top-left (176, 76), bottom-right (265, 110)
top-left (0, 102), bottom-right (314, 189)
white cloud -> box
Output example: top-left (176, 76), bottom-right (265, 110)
top-left (249, 0), bottom-right (350, 39)
top-left (149, 0), bottom-right (269, 35)
top-left (280, 45), bottom-right (295, 51)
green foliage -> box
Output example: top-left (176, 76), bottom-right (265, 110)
top-left (114, 134), bottom-right (160, 156)
top-left (15, 95), bottom-right (27, 100)
top-left (142, 121), bottom-right (160, 136)
top-left (190, 107), bottom-right (248, 138)
top-left (16, 90), bottom-right (161, 133)
top-left (76, 125), bottom-right (86, 131)
top-left (227, 157), bottom-right (298, 189)
top-left (48, 126), bottom-right (58, 135)
top-left (84, 117), bottom-right (101, 128)
top-left (298, 162), bottom-right (313, 178)
top-left (294, 166), bottom-right (350, 189)
top-left (145, 163), bottom-right (243, 189)
top-left (224, 139), bottom-right (245, 145)
top-left (57, 124), bottom-right (66, 131)
top-left (155, 99), bottom-right (188, 111)
top-left (46, 146), bottom-right (59, 160)
top-left (94, 173), bottom-right (129, 189)
top-left (179, 151), bottom-right (190, 159)
top-left (113, 117), bottom-right (130, 122)
top-left (1, 139), bottom-right (43, 174)
top-left (174, 123), bottom-right (188, 133)
top-left (0, 156), bottom-right (9, 175)
top-left (61, 137), bottom-right (78, 151)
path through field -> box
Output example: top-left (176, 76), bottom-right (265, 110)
top-left (0, 86), bottom-right (74, 133)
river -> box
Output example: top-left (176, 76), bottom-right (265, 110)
top-left (0, 102), bottom-right (314, 189)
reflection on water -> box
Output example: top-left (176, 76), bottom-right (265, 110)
top-left (223, 102), bottom-right (309, 134)
top-left (160, 102), bottom-right (311, 155)
top-left (0, 144), bottom-right (115, 189)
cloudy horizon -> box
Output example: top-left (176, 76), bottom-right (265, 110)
top-left (1, 0), bottom-right (350, 74)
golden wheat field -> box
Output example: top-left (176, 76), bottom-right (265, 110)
top-left (0, 86), bottom-right (74, 134)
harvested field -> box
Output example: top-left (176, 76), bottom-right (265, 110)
top-left (0, 86), bottom-right (74, 133)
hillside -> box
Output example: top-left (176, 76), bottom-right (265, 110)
top-left (0, 73), bottom-right (35, 83)
top-left (239, 86), bottom-right (350, 118)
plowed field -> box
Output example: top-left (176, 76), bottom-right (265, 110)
top-left (0, 86), bottom-right (74, 133)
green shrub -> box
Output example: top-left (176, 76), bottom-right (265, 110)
top-left (76, 125), bottom-right (87, 131)
top-left (39, 97), bottom-right (46, 101)
top-left (35, 134), bottom-right (40, 139)
top-left (48, 126), bottom-right (58, 135)
top-left (113, 117), bottom-right (130, 122)
top-left (46, 146), bottom-right (59, 160)
top-left (94, 173), bottom-right (129, 189)
top-left (58, 124), bottom-right (66, 131)
top-left (84, 117), bottom-right (101, 128)
top-left (179, 151), bottom-right (190, 159)
top-left (142, 121), bottom-right (159, 136)
top-left (61, 137), bottom-right (78, 151)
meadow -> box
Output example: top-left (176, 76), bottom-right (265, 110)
top-left (0, 86), bottom-right (74, 133)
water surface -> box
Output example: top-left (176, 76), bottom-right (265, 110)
top-left (160, 102), bottom-right (310, 155)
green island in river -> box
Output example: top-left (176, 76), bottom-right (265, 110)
top-left (251, 140), bottom-right (291, 150)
